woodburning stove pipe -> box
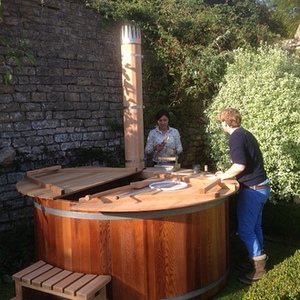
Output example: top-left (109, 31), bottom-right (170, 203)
top-left (121, 24), bottom-right (145, 170)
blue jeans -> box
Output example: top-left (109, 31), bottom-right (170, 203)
top-left (237, 186), bottom-right (270, 258)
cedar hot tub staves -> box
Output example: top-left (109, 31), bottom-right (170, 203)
top-left (16, 166), bottom-right (239, 300)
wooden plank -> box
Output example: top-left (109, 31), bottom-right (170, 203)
top-left (64, 274), bottom-right (97, 296)
top-left (79, 185), bottom-right (132, 201)
top-left (76, 219), bottom-right (91, 273)
top-left (110, 219), bottom-right (147, 299)
top-left (53, 272), bottom-right (84, 293)
top-left (11, 281), bottom-right (75, 300)
top-left (26, 165), bottom-right (62, 176)
top-left (18, 166), bottom-right (144, 199)
top-left (32, 267), bottom-right (63, 287)
top-left (60, 208), bottom-right (73, 271)
top-left (218, 182), bottom-right (238, 191)
top-left (45, 183), bottom-right (65, 195)
top-left (12, 261), bottom-right (46, 281)
top-left (76, 275), bottom-right (111, 299)
top-left (21, 264), bottom-right (54, 284)
top-left (59, 167), bottom-right (140, 173)
top-left (72, 193), bottom-right (223, 213)
top-left (187, 177), bottom-right (212, 184)
top-left (198, 178), bottom-right (221, 194)
top-left (53, 170), bottom-right (143, 200)
top-left (25, 174), bottom-right (47, 187)
top-left (81, 178), bottom-right (161, 201)
top-left (25, 175), bottom-right (65, 195)
top-left (42, 269), bottom-right (72, 290)
top-left (60, 173), bottom-right (118, 191)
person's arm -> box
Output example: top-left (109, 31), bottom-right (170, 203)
top-left (145, 131), bottom-right (155, 154)
top-left (216, 163), bottom-right (245, 180)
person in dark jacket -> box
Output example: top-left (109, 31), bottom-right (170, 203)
top-left (216, 108), bottom-right (270, 285)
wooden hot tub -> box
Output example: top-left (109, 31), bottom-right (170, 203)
top-left (16, 165), bottom-right (238, 300)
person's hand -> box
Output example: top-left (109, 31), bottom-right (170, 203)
top-left (215, 171), bottom-right (224, 178)
top-left (166, 148), bottom-right (176, 156)
top-left (154, 144), bottom-right (164, 152)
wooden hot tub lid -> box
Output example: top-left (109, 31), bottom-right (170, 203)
top-left (16, 166), bottom-right (239, 214)
top-left (71, 172), bottom-right (238, 213)
top-left (16, 165), bottom-right (144, 199)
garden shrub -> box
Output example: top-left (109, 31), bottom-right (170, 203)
top-left (243, 250), bottom-right (300, 300)
top-left (205, 44), bottom-right (300, 202)
top-left (263, 201), bottom-right (300, 242)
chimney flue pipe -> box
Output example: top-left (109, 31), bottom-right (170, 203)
top-left (121, 24), bottom-right (145, 169)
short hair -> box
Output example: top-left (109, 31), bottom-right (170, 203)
top-left (219, 108), bottom-right (241, 128)
top-left (155, 109), bottom-right (170, 122)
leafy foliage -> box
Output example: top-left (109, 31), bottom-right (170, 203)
top-left (87, 0), bottom-right (283, 165)
top-left (0, 11), bottom-right (35, 84)
top-left (99, 0), bottom-right (280, 107)
top-left (205, 44), bottom-right (300, 201)
top-left (261, 0), bottom-right (300, 38)
top-left (263, 202), bottom-right (300, 241)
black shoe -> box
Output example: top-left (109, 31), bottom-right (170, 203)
top-left (235, 258), bottom-right (253, 273)
top-left (238, 273), bottom-right (257, 285)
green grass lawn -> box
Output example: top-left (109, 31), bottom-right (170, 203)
top-left (210, 234), bottom-right (299, 299)
top-left (0, 278), bottom-right (14, 300)
top-left (1, 233), bottom-right (298, 300)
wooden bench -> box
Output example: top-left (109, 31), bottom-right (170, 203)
top-left (11, 260), bottom-right (111, 300)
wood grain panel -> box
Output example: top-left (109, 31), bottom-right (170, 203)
top-left (110, 219), bottom-right (148, 300)
top-left (34, 200), bottom-right (229, 300)
top-left (31, 168), bottom-right (235, 300)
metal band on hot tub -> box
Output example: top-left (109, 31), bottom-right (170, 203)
top-left (34, 197), bottom-right (227, 220)
top-left (162, 268), bottom-right (229, 300)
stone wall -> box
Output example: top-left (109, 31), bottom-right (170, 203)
top-left (0, 0), bottom-right (123, 231)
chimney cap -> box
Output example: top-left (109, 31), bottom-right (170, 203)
top-left (121, 24), bottom-right (141, 45)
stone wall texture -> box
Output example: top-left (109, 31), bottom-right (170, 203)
top-left (0, 0), bottom-right (124, 231)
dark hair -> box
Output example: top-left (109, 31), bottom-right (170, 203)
top-left (155, 109), bottom-right (170, 122)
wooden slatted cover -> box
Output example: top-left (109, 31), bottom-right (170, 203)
top-left (32, 267), bottom-right (63, 287)
top-left (64, 274), bottom-right (97, 296)
top-left (71, 175), bottom-right (238, 213)
top-left (53, 272), bottom-right (84, 293)
top-left (42, 269), bottom-right (73, 290)
top-left (76, 275), bottom-right (111, 299)
top-left (12, 260), bottom-right (46, 281)
top-left (21, 264), bottom-right (53, 284)
top-left (17, 166), bottom-right (142, 199)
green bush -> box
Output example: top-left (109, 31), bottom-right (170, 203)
top-left (263, 202), bottom-right (300, 242)
top-left (205, 44), bottom-right (300, 202)
top-left (243, 250), bottom-right (300, 300)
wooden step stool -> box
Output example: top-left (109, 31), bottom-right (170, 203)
top-left (11, 260), bottom-right (111, 300)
